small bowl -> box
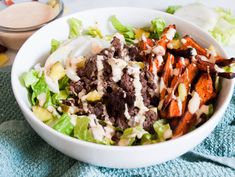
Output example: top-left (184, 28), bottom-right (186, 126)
top-left (0, 0), bottom-right (64, 50)
top-left (11, 7), bottom-right (234, 168)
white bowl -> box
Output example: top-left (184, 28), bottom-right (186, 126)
top-left (11, 7), bottom-right (234, 168)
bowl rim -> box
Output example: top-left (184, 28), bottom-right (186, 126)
top-left (0, 0), bottom-right (64, 32)
top-left (11, 7), bottom-right (235, 151)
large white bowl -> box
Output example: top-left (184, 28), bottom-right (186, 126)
top-left (11, 7), bottom-right (234, 168)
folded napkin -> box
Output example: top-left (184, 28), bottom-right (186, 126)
top-left (0, 66), bottom-right (234, 177)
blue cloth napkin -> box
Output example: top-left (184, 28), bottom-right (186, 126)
top-left (0, 66), bottom-right (234, 177)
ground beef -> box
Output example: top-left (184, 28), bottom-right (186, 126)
top-left (128, 45), bottom-right (143, 61)
top-left (88, 102), bottom-right (104, 119)
top-left (68, 81), bottom-right (83, 95)
top-left (143, 110), bottom-right (158, 131)
top-left (103, 87), bottom-right (126, 118)
top-left (111, 37), bottom-right (123, 58)
top-left (115, 116), bottom-right (129, 130)
top-left (82, 55), bottom-right (98, 80)
top-left (120, 69), bottom-right (134, 92)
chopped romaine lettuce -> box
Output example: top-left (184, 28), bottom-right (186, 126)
top-left (140, 133), bottom-right (152, 145)
top-left (74, 116), bottom-right (95, 142)
top-left (86, 26), bottom-right (103, 38)
top-left (68, 18), bottom-right (83, 39)
top-left (150, 18), bottom-right (166, 39)
top-left (166, 5), bottom-right (182, 14)
top-left (153, 119), bottom-right (172, 141)
top-left (22, 69), bottom-right (39, 88)
top-left (52, 90), bottom-right (68, 105)
top-left (109, 15), bottom-right (135, 43)
top-left (59, 76), bottom-right (69, 90)
top-left (215, 8), bottom-right (235, 25)
top-left (210, 8), bottom-right (235, 45)
top-left (50, 39), bottom-right (60, 53)
top-left (53, 113), bottom-right (74, 135)
top-left (119, 126), bottom-right (147, 146)
top-left (31, 75), bottom-right (52, 107)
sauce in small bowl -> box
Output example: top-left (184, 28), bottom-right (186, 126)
top-left (0, 0), bottom-right (64, 50)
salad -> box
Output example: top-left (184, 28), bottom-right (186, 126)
top-left (22, 16), bottom-right (235, 146)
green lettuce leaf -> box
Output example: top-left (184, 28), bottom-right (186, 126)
top-left (119, 126), bottom-right (147, 146)
top-left (59, 76), bottom-right (70, 90)
top-left (86, 26), bottom-right (103, 38)
top-left (74, 116), bottom-right (95, 142)
top-left (50, 39), bottom-right (60, 53)
top-left (153, 119), bottom-right (172, 141)
top-left (109, 15), bottom-right (135, 43)
top-left (22, 69), bottom-right (39, 88)
top-left (68, 17), bottom-right (83, 39)
top-left (210, 7), bottom-right (235, 45)
top-left (53, 113), bottom-right (74, 135)
top-left (166, 5), bottom-right (182, 14)
top-left (31, 75), bottom-right (52, 107)
top-left (52, 90), bottom-right (68, 105)
top-left (150, 18), bottom-right (166, 39)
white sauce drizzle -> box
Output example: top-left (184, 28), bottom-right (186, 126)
top-left (108, 58), bottom-right (128, 82)
top-left (181, 38), bottom-right (187, 44)
top-left (152, 45), bottom-right (165, 56)
top-left (176, 97), bottom-right (182, 115)
top-left (165, 28), bottom-right (176, 40)
top-left (188, 91), bottom-right (201, 114)
top-left (124, 104), bottom-right (131, 120)
top-left (152, 60), bottom-right (159, 94)
top-left (214, 65), bottom-right (225, 73)
top-left (96, 55), bottom-right (105, 96)
top-left (127, 65), bottom-right (149, 125)
top-left (37, 93), bottom-right (46, 107)
top-left (159, 77), bottom-right (166, 93)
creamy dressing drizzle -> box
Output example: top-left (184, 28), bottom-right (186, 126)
top-left (78, 89), bottom-right (88, 112)
top-left (152, 45), bottom-right (166, 56)
top-left (124, 103), bottom-right (131, 120)
top-left (127, 65), bottom-right (149, 125)
top-left (165, 28), bottom-right (176, 40)
top-left (176, 97), bottom-right (182, 115)
top-left (108, 58), bottom-right (128, 82)
top-left (152, 60), bottom-right (159, 94)
top-left (96, 55), bottom-right (105, 96)
top-left (159, 77), bottom-right (166, 93)
top-left (188, 91), bottom-right (201, 114)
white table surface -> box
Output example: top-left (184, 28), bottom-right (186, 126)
top-left (3, 0), bottom-right (235, 66)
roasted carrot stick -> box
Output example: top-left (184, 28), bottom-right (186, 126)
top-left (181, 35), bottom-right (207, 56)
top-left (153, 25), bottom-right (176, 56)
top-left (174, 73), bottom-right (215, 136)
top-left (159, 53), bottom-right (175, 100)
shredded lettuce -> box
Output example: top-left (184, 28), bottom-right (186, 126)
top-left (153, 119), bottom-right (172, 141)
top-left (50, 39), bottom-right (60, 53)
top-left (109, 15), bottom-right (135, 43)
top-left (119, 126), bottom-right (147, 146)
top-left (68, 18), bottom-right (83, 39)
top-left (31, 75), bottom-right (52, 107)
top-left (210, 8), bottom-right (235, 45)
top-left (74, 116), bottom-right (95, 142)
top-left (150, 18), bottom-right (166, 39)
top-left (86, 26), bottom-right (103, 38)
top-left (53, 113), bottom-right (74, 135)
top-left (52, 90), bottom-right (68, 105)
top-left (59, 76), bottom-right (69, 90)
top-left (22, 69), bottom-right (39, 88)
top-left (166, 5), bottom-right (182, 14)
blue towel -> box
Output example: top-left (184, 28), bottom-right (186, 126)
top-left (0, 66), bottom-right (234, 177)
